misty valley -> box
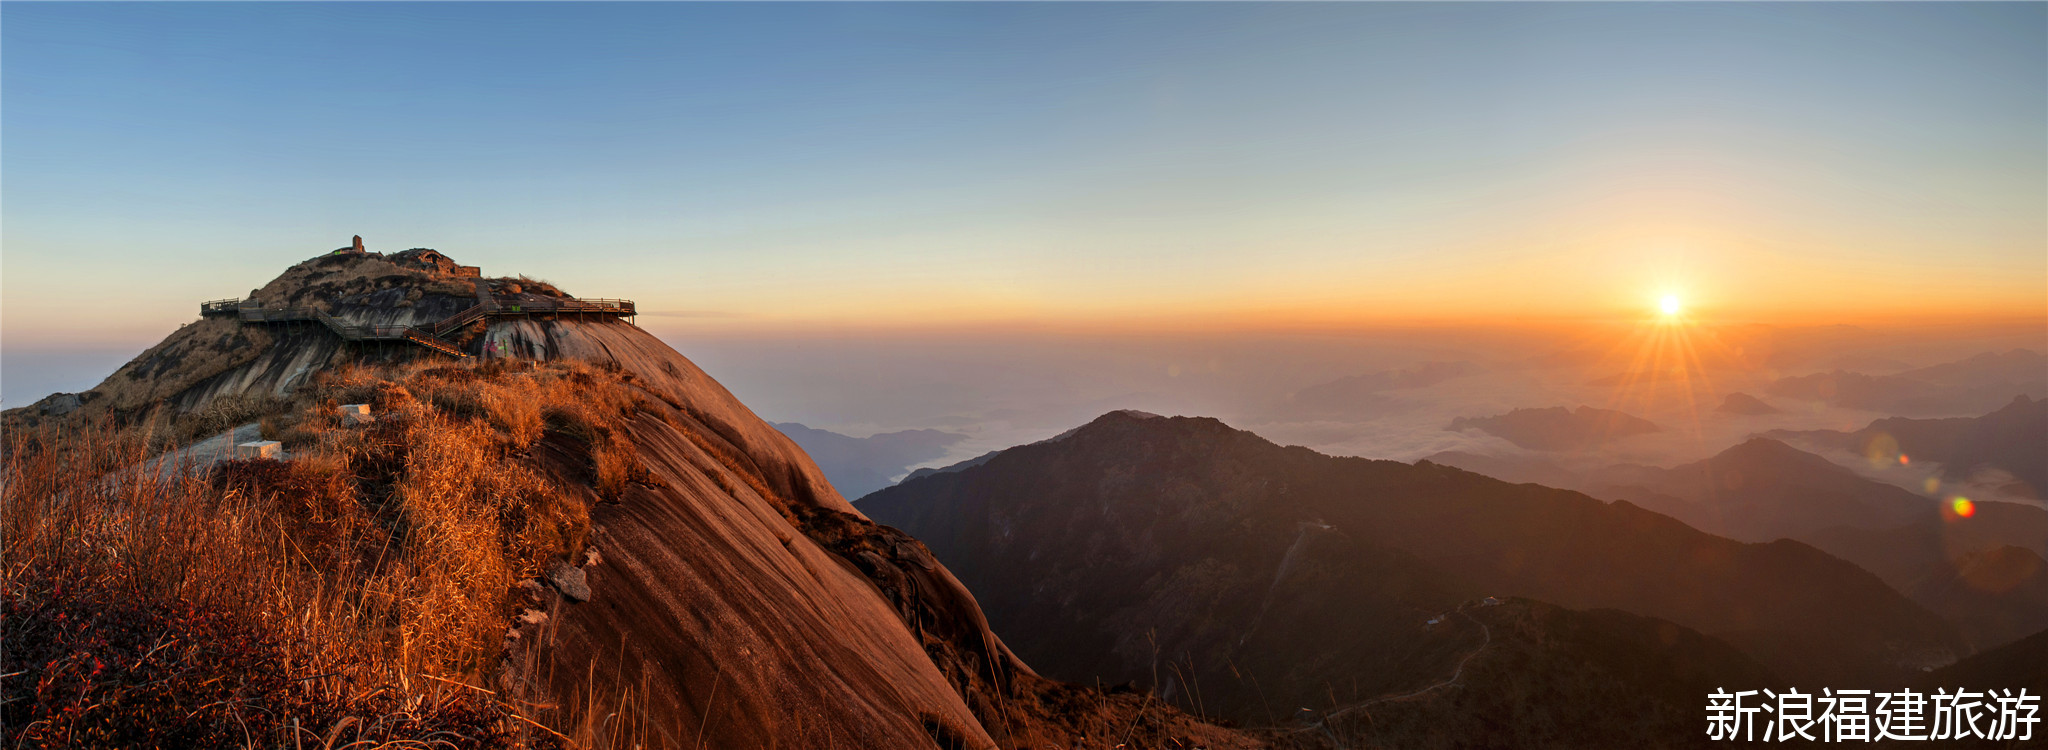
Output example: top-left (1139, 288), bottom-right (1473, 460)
top-left (6, 2), bottom-right (2046, 747)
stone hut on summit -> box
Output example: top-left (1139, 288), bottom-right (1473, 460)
top-left (193, 241), bottom-right (636, 361)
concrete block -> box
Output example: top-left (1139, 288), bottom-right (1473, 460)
top-left (236, 441), bottom-right (283, 460)
top-left (341, 404), bottom-right (374, 426)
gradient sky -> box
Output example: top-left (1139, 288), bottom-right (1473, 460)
top-left (4, 2), bottom-right (2044, 355)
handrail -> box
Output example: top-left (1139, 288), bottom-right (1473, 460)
top-left (504, 297), bottom-right (635, 313)
top-left (433, 303), bottom-right (489, 337)
top-left (200, 298), bottom-right (243, 315)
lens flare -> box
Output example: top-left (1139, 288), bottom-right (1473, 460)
top-left (1951, 497), bottom-right (1976, 518)
top-left (1899, 453), bottom-right (1910, 466)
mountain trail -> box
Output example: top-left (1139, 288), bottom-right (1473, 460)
top-left (1302, 602), bottom-right (1493, 744)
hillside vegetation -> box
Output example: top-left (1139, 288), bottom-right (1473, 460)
top-left (3, 358), bottom-right (666, 747)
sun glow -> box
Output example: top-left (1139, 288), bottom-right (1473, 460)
top-left (1659, 295), bottom-right (1682, 317)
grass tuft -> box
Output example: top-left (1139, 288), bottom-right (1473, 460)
top-left (4, 357), bottom-right (659, 748)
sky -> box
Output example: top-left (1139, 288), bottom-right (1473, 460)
top-left (4, 2), bottom-right (2045, 407)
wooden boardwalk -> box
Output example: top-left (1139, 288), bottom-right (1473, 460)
top-left (201, 285), bottom-right (634, 358)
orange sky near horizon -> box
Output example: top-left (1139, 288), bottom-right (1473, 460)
top-left (3, 3), bottom-right (2043, 351)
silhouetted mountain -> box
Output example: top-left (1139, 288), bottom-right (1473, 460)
top-left (1434, 437), bottom-right (2048, 654)
top-left (1591, 438), bottom-right (1931, 544)
top-left (1447, 405), bottom-right (1659, 451)
top-left (1770, 394), bottom-right (2047, 499)
top-left (1920, 626), bottom-right (2048, 696)
top-left (1900, 349), bottom-right (2048, 390)
top-left (1274, 599), bottom-right (1780, 749)
top-left (1422, 449), bottom-right (1586, 490)
top-left (1766, 349), bottom-right (2045, 416)
top-left (1718, 392), bottom-right (1782, 415)
top-left (862, 411), bottom-right (1960, 733)
top-left (1806, 504), bottom-right (2048, 653)
top-left (773, 422), bottom-right (966, 498)
top-left (902, 449), bottom-right (1001, 483)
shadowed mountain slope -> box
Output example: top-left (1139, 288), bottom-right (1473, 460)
top-left (1576, 433), bottom-right (2048, 652)
top-left (1920, 627), bottom-right (2048, 696)
top-left (1769, 394), bottom-right (2047, 500)
top-left (1590, 437), bottom-right (1932, 544)
top-left (1431, 435), bottom-right (2048, 655)
top-left (1266, 599), bottom-right (1780, 750)
top-left (861, 412), bottom-right (1960, 722)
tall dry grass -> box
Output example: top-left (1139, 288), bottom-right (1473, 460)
top-left (4, 357), bottom-right (653, 749)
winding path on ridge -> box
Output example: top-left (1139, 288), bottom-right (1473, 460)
top-left (1300, 601), bottom-right (1493, 746)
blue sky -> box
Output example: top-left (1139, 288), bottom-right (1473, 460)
top-left (4, 2), bottom-right (2044, 404)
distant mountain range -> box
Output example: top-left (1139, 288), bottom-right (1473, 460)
top-left (1589, 437), bottom-right (1933, 543)
top-left (1717, 392), bottom-right (1781, 415)
top-left (862, 411), bottom-right (1964, 744)
top-left (1447, 405), bottom-right (1659, 451)
top-left (1766, 348), bottom-right (2045, 416)
top-left (1433, 399), bottom-right (2048, 654)
top-left (773, 422), bottom-right (967, 498)
top-left (1768, 393), bottom-right (2046, 499)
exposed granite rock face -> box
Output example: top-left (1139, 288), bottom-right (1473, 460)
top-left (36, 392), bottom-right (81, 416)
top-left (6, 246), bottom-right (1263, 750)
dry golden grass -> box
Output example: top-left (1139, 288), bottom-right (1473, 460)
top-left (4, 357), bottom-right (656, 748)
top-left (82, 318), bottom-right (279, 415)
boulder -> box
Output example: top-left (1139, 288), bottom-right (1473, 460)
top-left (548, 563), bottom-right (591, 602)
top-left (38, 392), bottom-right (81, 417)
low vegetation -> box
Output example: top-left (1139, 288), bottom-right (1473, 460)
top-left (3, 359), bottom-right (656, 749)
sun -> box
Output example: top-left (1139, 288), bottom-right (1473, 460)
top-left (1658, 295), bottom-right (1682, 317)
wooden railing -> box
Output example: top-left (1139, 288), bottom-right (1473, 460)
top-left (200, 298), bottom-right (243, 316)
top-left (433, 303), bottom-right (490, 337)
top-left (497, 298), bottom-right (635, 315)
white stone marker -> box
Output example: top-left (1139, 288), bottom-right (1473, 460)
top-left (236, 441), bottom-right (283, 460)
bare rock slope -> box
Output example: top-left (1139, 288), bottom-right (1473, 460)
top-left (17, 247), bottom-right (1255, 749)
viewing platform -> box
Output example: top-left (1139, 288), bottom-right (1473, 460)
top-left (202, 287), bottom-right (635, 358)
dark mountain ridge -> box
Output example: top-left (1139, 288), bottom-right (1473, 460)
top-left (1431, 426), bottom-right (2048, 654)
top-left (1769, 393), bottom-right (2046, 499)
top-left (862, 411), bottom-right (1962, 735)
